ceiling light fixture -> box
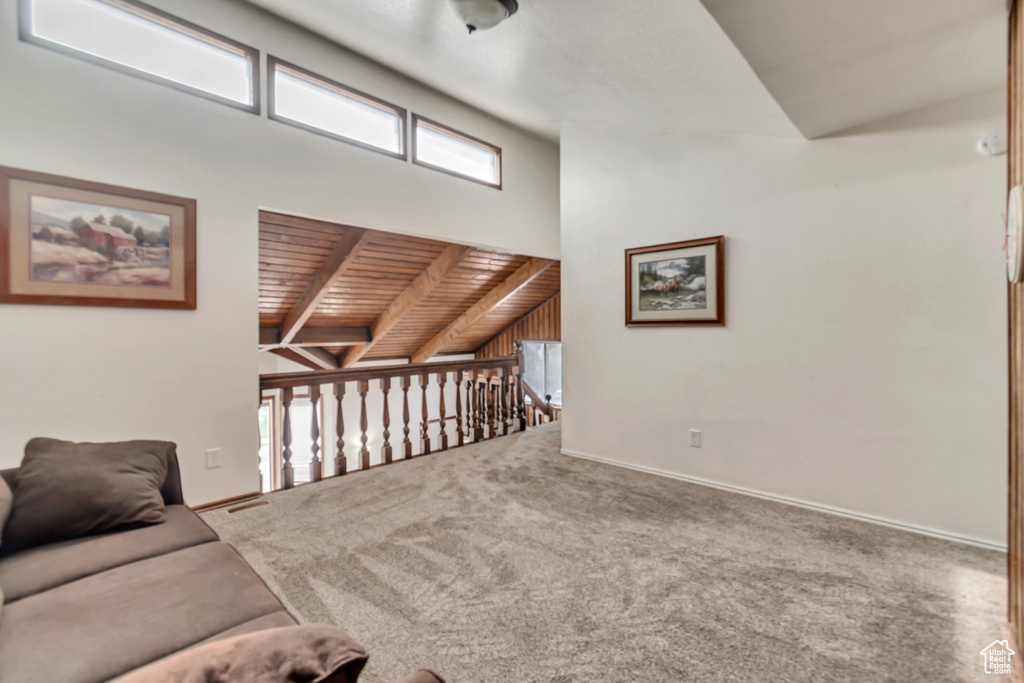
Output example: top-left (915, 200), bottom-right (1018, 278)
top-left (447, 0), bottom-right (518, 34)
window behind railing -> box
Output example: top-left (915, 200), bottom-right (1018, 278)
top-left (522, 341), bottom-right (562, 406)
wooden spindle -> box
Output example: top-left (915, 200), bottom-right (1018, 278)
top-left (309, 384), bottom-right (322, 482)
top-left (358, 380), bottom-right (370, 470)
top-left (400, 375), bottom-right (412, 459)
top-left (381, 377), bottom-right (393, 464)
top-left (334, 382), bottom-right (347, 476)
top-left (500, 370), bottom-right (510, 436)
top-left (488, 380), bottom-right (497, 439)
top-left (466, 373), bottom-right (475, 442)
top-left (437, 371), bottom-right (448, 451)
top-left (281, 387), bottom-right (295, 489)
top-left (473, 375), bottom-right (484, 442)
top-left (454, 369), bottom-right (465, 447)
top-left (419, 372), bottom-right (432, 455)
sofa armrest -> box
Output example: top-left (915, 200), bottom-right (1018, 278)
top-left (1, 468), bottom-right (17, 495)
top-left (160, 449), bottom-right (185, 506)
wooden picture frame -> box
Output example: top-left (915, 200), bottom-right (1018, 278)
top-left (625, 236), bottom-right (724, 326)
top-left (0, 166), bottom-right (196, 309)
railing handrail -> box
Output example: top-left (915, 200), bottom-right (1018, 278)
top-left (260, 356), bottom-right (518, 390)
top-left (521, 380), bottom-right (552, 416)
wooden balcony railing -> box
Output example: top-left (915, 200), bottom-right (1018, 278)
top-left (522, 380), bottom-right (562, 427)
top-left (259, 354), bottom-right (525, 490)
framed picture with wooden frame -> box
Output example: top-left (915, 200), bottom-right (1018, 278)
top-left (625, 236), bottom-right (725, 326)
top-left (0, 165), bottom-right (196, 309)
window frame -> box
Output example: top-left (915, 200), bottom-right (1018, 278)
top-left (258, 394), bottom-right (280, 493)
top-left (18, 0), bottom-right (261, 114)
top-left (521, 340), bottom-right (562, 407)
top-left (412, 114), bottom-right (503, 190)
top-left (267, 56), bottom-right (408, 161)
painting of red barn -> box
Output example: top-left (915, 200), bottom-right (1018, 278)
top-left (28, 197), bottom-right (172, 287)
top-left (1, 165), bottom-right (195, 309)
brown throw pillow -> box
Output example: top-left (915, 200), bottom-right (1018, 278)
top-left (2, 438), bottom-right (171, 553)
top-left (112, 625), bottom-right (369, 683)
top-left (0, 476), bottom-right (12, 539)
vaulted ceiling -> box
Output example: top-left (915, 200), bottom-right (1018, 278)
top-left (259, 211), bottom-right (560, 369)
top-left (244, 0), bottom-right (1006, 141)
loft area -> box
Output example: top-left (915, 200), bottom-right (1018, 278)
top-left (0, 0), bottom-right (1015, 681)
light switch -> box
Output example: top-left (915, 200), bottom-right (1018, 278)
top-left (206, 448), bottom-right (222, 469)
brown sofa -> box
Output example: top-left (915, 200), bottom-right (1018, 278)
top-left (0, 447), bottom-right (441, 683)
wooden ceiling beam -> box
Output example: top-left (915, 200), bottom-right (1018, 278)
top-left (342, 244), bottom-right (472, 368)
top-left (260, 327), bottom-right (371, 348)
top-left (410, 257), bottom-right (556, 364)
top-left (278, 228), bottom-right (372, 344)
top-left (268, 347), bottom-right (322, 371)
top-left (289, 346), bottom-right (340, 370)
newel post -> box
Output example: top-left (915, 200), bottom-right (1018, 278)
top-left (514, 341), bottom-right (527, 432)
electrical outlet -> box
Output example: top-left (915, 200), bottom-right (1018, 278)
top-left (205, 448), bottom-right (222, 469)
top-left (689, 429), bottom-right (702, 448)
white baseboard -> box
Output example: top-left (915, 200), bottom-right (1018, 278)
top-left (560, 448), bottom-right (1006, 553)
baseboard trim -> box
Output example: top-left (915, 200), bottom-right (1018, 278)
top-left (560, 448), bottom-right (1006, 553)
top-left (191, 492), bottom-right (261, 514)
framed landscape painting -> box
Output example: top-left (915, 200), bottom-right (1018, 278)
top-left (625, 236), bottom-right (724, 326)
top-left (0, 166), bottom-right (196, 309)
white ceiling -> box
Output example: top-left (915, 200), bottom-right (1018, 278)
top-left (700, 0), bottom-right (1008, 138)
top-left (242, 0), bottom-right (801, 141)
top-left (244, 0), bottom-right (1007, 142)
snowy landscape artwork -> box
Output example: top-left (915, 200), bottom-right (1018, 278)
top-left (29, 195), bottom-right (171, 287)
top-left (638, 255), bottom-right (707, 311)
top-left (625, 236), bottom-right (724, 326)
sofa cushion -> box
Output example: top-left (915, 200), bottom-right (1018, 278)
top-left (0, 542), bottom-right (290, 683)
top-left (0, 505), bottom-right (218, 603)
top-left (3, 438), bottom-right (172, 553)
top-left (194, 612), bottom-right (299, 646)
top-left (111, 625), bottom-right (369, 683)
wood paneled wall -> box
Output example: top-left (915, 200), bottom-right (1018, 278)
top-left (1011, 0), bottom-right (1023, 666)
top-left (476, 293), bottom-right (560, 359)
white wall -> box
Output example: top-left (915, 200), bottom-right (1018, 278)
top-left (0, 0), bottom-right (559, 505)
top-left (561, 91), bottom-right (1008, 547)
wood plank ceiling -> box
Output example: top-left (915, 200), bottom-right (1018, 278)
top-left (259, 211), bottom-right (560, 369)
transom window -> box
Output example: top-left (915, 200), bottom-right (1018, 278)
top-left (21, 0), bottom-right (259, 111)
top-left (268, 57), bottom-right (407, 159)
top-left (522, 341), bottom-right (562, 406)
top-left (413, 115), bottom-right (502, 188)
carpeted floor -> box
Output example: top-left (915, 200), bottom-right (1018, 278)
top-left (203, 424), bottom-right (1008, 683)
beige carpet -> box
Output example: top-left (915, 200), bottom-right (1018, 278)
top-left (203, 424), bottom-right (1008, 682)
